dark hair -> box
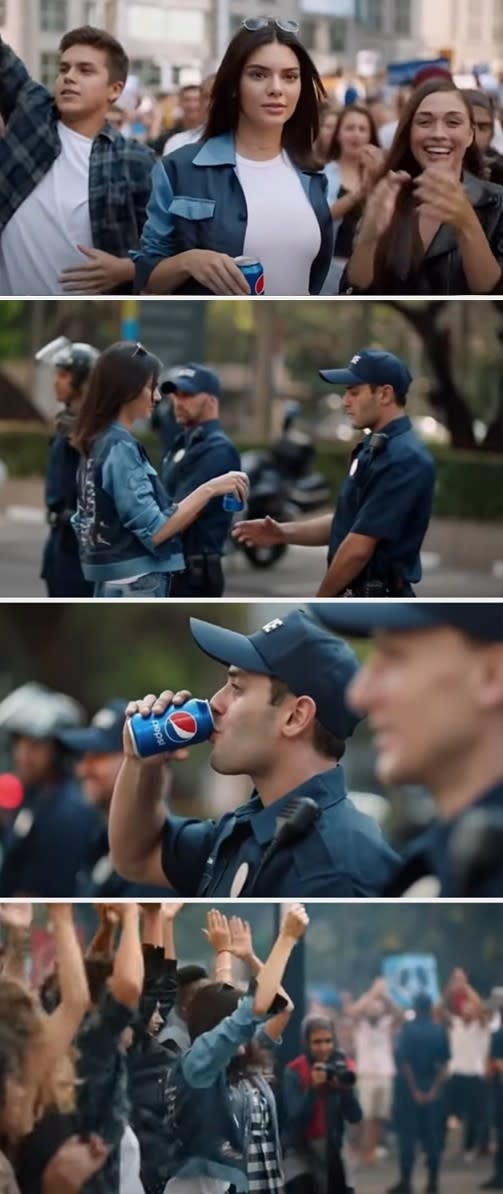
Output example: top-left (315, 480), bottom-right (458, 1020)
top-left (327, 103), bottom-right (380, 161)
top-left (303, 1013), bottom-right (335, 1048)
top-left (59, 26), bottom-right (129, 85)
top-left (186, 982), bottom-right (241, 1041)
top-left (372, 79), bottom-right (483, 289)
top-left (204, 25), bottom-right (325, 168)
top-left (269, 677), bottom-right (346, 761)
top-left (463, 89), bottom-right (494, 116)
top-left (177, 964), bottom-right (209, 988)
top-left (84, 957), bottom-right (113, 1006)
top-left (74, 342), bottom-right (162, 454)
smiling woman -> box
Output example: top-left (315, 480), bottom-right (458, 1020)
top-left (341, 79), bottom-right (503, 296)
top-left (131, 21), bottom-right (333, 296)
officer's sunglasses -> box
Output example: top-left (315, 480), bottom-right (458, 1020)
top-left (242, 17), bottom-right (300, 32)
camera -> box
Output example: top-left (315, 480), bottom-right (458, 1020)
top-left (323, 1051), bottom-right (356, 1087)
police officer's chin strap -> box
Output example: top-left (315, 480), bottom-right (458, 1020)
top-left (246, 797), bottom-right (321, 896)
top-left (449, 808), bottom-right (503, 896)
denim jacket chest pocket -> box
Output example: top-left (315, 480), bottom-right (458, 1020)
top-left (168, 195), bottom-right (217, 250)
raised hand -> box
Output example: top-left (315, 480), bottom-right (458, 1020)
top-left (0, 902), bottom-right (33, 929)
top-left (280, 903), bottom-right (309, 942)
top-left (123, 689), bottom-right (191, 764)
top-left (229, 916), bottom-right (254, 962)
top-left (161, 901), bottom-right (185, 921)
top-left (203, 908), bottom-right (231, 953)
top-left (358, 170), bottom-right (411, 242)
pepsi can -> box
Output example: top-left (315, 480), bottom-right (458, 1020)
top-left (127, 698), bottom-right (214, 758)
top-left (234, 256), bottom-right (265, 296)
top-left (223, 493), bottom-right (245, 513)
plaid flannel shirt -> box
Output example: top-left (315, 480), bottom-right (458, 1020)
top-left (0, 37), bottom-right (154, 259)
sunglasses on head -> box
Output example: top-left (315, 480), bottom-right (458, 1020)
top-left (131, 342), bottom-right (148, 358)
top-left (242, 17), bottom-right (300, 32)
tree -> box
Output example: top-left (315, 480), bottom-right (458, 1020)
top-left (387, 301), bottom-right (503, 451)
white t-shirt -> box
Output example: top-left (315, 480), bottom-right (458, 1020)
top-left (353, 1015), bottom-right (396, 1078)
top-left (449, 1017), bottom-right (490, 1077)
top-left (0, 121), bottom-right (93, 296)
top-left (164, 126), bottom-right (203, 154)
top-left (119, 1126), bottom-right (145, 1194)
top-left (235, 150), bottom-right (321, 296)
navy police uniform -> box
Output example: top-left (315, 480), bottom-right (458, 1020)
top-left (161, 364), bottom-right (240, 597)
top-left (157, 609), bottom-right (399, 898)
top-left (486, 1028), bottom-right (503, 1189)
top-left (0, 776), bottom-right (101, 897)
top-left (319, 351), bottom-right (436, 596)
top-left (308, 603), bottom-right (503, 897)
top-left (41, 427), bottom-right (93, 597)
top-left (160, 765), bottom-right (398, 897)
top-left (393, 1004), bottom-right (450, 1192)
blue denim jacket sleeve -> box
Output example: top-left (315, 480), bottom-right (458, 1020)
top-left (182, 995), bottom-right (264, 1089)
top-left (130, 158), bottom-right (176, 290)
top-left (102, 440), bottom-right (174, 551)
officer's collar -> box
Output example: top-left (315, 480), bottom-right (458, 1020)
top-left (376, 415), bottom-right (412, 439)
top-left (237, 765), bottom-right (347, 846)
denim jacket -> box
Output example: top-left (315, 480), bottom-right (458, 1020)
top-left (132, 132), bottom-right (333, 294)
top-left (164, 995), bottom-right (281, 1190)
top-left (73, 422), bottom-right (185, 581)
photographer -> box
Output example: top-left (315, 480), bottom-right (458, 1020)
top-left (283, 1015), bottom-right (362, 1194)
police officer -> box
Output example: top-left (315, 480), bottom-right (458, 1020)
top-left (309, 602), bottom-right (503, 896)
top-left (0, 683), bottom-right (102, 896)
top-left (109, 608), bottom-right (399, 897)
top-left (390, 994), bottom-right (450, 1194)
top-left (233, 349), bottom-right (436, 597)
top-left (483, 1019), bottom-right (503, 1189)
top-left (40, 339), bottom-right (99, 597)
top-left (55, 699), bottom-right (170, 897)
top-left (160, 362), bottom-right (241, 597)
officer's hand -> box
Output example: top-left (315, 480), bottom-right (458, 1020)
top-left (311, 1064), bottom-right (328, 1087)
top-left (123, 690), bottom-right (191, 765)
top-left (280, 903), bottom-right (309, 943)
top-left (208, 471), bottom-right (249, 502)
top-left (232, 516), bottom-right (286, 547)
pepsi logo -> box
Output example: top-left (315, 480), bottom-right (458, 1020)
top-left (254, 274), bottom-right (265, 295)
top-left (165, 710), bottom-right (198, 742)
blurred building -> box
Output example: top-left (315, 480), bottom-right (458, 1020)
top-left (1, 0), bottom-right (501, 95)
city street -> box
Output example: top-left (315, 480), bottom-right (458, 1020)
top-left (1, 509), bottom-right (501, 598)
top-left (352, 1148), bottom-right (494, 1193)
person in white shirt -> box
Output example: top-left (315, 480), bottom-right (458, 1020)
top-left (347, 977), bottom-right (405, 1165)
top-left (441, 994), bottom-right (491, 1161)
top-left (164, 74), bottom-right (216, 156)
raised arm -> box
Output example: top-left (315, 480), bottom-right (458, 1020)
top-left (0, 902), bottom-right (32, 984)
top-left (28, 904), bottom-right (90, 1096)
top-left (109, 904), bottom-right (144, 1010)
top-left (203, 908), bottom-right (233, 986)
top-left (228, 916), bottom-right (294, 1040)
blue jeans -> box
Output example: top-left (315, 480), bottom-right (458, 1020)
top-left (94, 572), bottom-right (170, 598)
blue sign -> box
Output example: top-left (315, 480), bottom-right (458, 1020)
top-left (382, 954), bottom-right (439, 1009)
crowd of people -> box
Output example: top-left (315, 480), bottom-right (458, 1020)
top-left (0, 902), bottom-right (502, 1194)
top-left (1, 21), bottom-right (503, 295)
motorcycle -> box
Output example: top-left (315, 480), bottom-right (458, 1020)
top-left (231, 403), bottom-right (331, 569)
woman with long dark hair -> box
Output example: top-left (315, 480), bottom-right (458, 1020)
top-left (164, 905), bottom-right (308, 1194)
top-left (133, 22), bottom-right (332, 297)
top-left (73, 342), bottom-right (248, 598)
top-left (342, 79), bottom-right (503, 295)
top-left (322, 103), bottom-right (383, 294)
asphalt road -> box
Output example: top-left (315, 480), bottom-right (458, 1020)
top-left (0, 512), bottom-right (501, 599)
top-left (351, 1149), bottom-right (494, 1193)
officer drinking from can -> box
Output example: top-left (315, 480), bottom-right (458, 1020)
top-left (161, 363), bottom-right (241, 596)
top-left (38, 337), bottom-right (99, 597)
top-left (310, 602), bottom-right (503, 896)
top-left (109, 608), bottom-right (399, 897)
top-left (234, 349), bottom-right (436, 597)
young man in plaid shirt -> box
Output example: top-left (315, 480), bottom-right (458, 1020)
top-left (0, 25), bottom-right (154, 295)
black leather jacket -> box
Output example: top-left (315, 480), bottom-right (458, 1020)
top-left (342, 172), bottom-right (503, 295)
